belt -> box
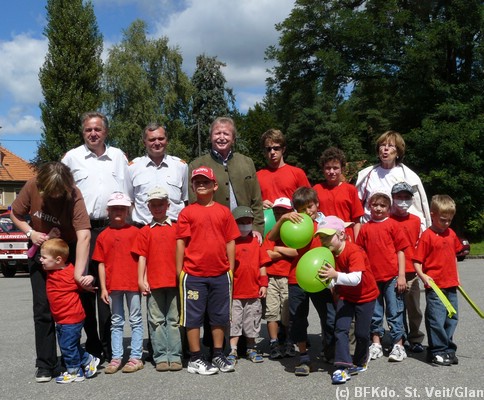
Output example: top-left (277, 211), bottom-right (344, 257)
top-left (90, 219), bottom-right (109, 229)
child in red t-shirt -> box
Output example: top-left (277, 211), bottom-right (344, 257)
top-left (41, 238), bottom-right (99, 383)
top-left (227, 206), bottom-right (270, 364)
top-left (413, 195), bottom-right (462, 366)
top-left (176, 166), bottom-right (240, 375)
top-left (93, 192), bottom-right (142, 374)
top-left (317, 216), bottom-right (379, 384)
top-left (313, 147), bottom-right (364, 242)
top-left (390, 182), bottom-right (425, 353)
top-left (356, 189), bottom-right (409, 363)
top-left (132, 186), bottom-right (182, 372)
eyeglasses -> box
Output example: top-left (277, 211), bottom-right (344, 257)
top-left (264, 146), bottom-right (283, 152)
top-left (379, 143), bottom-right (396, 149)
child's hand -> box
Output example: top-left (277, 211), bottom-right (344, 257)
top-left (78, 275), bottom-right (97, 292)
top-left (259, 286), bottom-right (267, 299)
top-left (279, 212), bottom-right (303, 224)
top-left (139, 281), bottom-right (150, 296)
top-left (418, 273), bottom-right (431, 287)
top-left (318, 262), bottom-right (337, 280)
top-left (262, 200), bottom-right (274, 209)
top-left (100, 289), bottom-right (110, 305)
top-left (396, 276), bottom-right (407, 293)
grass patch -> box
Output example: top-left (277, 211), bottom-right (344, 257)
top-left (470, 241), bottom-right (484, 255)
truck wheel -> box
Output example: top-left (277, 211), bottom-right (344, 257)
top-left (1, 264), bottom-right (16, 278)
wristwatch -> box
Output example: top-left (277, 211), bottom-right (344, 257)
top-left (26, 229), bottom-right (33, 239)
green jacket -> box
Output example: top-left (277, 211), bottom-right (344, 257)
top-left (189, 151), bottom-right (264, 234)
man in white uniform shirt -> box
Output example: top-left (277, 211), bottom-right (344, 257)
top-left (128, 123), bottom-right (188, 225)
top-left (62, 111), bottom-right (129, 363)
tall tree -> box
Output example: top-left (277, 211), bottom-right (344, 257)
top-left (103, 20), bottom-right (192, 161)
top-left (37, 0), bottom-right (103, 163)
top-left (191, 54), bottom-right (236, 157)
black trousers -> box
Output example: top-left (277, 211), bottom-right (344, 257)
top-left (80, 226), bottom-right (112, 361)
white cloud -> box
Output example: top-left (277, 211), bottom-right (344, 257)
top-left (0, 34), bottom-right (47, 104)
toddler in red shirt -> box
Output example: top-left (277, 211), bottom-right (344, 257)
top-left (42, 238), bottom-right (99, 383)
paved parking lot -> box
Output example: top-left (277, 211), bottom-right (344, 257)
top-left (1, 258), bottom-right (483, 400)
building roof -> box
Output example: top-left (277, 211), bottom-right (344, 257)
top-left (0, 147), bottom-right (35, 182)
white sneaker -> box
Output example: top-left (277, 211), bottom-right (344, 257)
top-left (388, 344), bottom-right (407, 362)
top-left (369, 343), bottom-right (383, 360)
top-left (187, 358), bottom-right (218, 375)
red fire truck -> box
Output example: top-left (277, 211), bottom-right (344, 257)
top-left (0, 210), bottom-right (29, 277)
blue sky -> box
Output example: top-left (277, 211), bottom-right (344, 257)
top-left (0, 0), bottom-right (294, 162)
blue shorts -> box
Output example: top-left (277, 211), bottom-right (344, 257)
top-left (179, 271), bottom-right (232, 328)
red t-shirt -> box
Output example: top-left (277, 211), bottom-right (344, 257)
top-left (46, 264), bottom-right (85, 324)
top-left (131, 222), bottom-right (177, 289)
top-left (257, 164), bottom-right (310, 203)
top-left (334, 242), bottom-right (379, 303)
top-left (263, 232), bottom-right (293, 278)
top-left (233, 235), bottom-right (271, 299)
top-left (412, 227), bottom-right (462, 289)
top-left (313, 182), bottom-right (364, 242)
top-left (356, 218), bottom-right (410, 282)
top-left (391, 213), bottom-right (421, 273)
top-left (176, 202), bottom-right (240, 277)
top-left (92, 224), bottom-right (139, 292)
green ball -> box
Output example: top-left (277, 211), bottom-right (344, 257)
top-left (296, 247), bottom-right (335, 293)
top-left (263, 208), bottom-right (276, 237)
top-left (280, 213), bottom-right (314, 249)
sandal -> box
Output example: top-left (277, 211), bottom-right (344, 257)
top-left (121, 358), bottom-right (144, 373)
top-left (246, 349), bottom-right (264, 363)
top-left (105, 359), bottom-right (121, 374)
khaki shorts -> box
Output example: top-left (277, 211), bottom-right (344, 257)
top-left (264, 276), bottom-right (289, 325)
top-left (230, 298), bottom-right (262, 338)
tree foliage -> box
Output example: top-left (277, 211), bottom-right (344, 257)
top-left (37, 0), bottom-right (103, 163)
top-left (265, 0), bottom-right (484, 236)
top-left (190, 55), bottom-right (236, 157)
top-left (102, 20), bottom-right (192, 161)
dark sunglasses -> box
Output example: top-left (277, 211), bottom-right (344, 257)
top-left (264, 146), bottom-right (283, 152)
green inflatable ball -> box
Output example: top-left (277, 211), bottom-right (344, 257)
top-left (296, 247), bottom-right (335, 293)
top-left (263, 208), bottom-right (276, 236)
top-left (280, 213), bottom-right (314, 249)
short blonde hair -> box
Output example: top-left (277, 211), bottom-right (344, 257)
top-left (430, 195), bottom-right (456, 216)
top-left (375, 130), bottom-right (406, 162)
top-left (41, 238), bottom-right (69, 262)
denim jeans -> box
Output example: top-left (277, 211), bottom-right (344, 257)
top-left (147, 287), bottom-right (182, 364)
top-left (109, 291), bottom-right (144, 360)
top-left (371, 277), bottom-right (405, 344)
top-left (334, 299), bottom-right (375, 368)
top-left (425, 287), bottom-right (458, 356)
top-left (288, 284), bottom-right (335, 356)
top-left (56, 321), bottom-right (90, 373)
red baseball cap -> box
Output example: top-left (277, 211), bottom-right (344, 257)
top-left (191, 166), bottom-right (216, 182)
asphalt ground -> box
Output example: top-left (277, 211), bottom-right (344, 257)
top-left (1, 258), bottom-right (483, 400)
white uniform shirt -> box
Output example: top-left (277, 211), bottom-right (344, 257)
top-left (128, 154), bottom-right (188, 223)
top-left (61, 144), bottom-right (130, 219)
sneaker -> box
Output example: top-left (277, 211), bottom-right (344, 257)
top-left (410, 343), bottom-right (425, 353)
top-left (269, 342), bottom-right (284, 360)
top-left (388, 344), bottom-right (407, 362)
top-left (430, 354), bottom-right (452, 366)
top-left (55, 369), bottom-right (85, 384)
top-left (104, 359), bottom-right (121, 374)
top-left (212, 354), bottom-right (235, 373)
top-left (121, 358), bottom-right (144, 373)
top-left (187, 358), bottom-right (218, 375)
top-left (246, 349), bottom-right (264, 363)
top-left (294, 362), bottom-right (310, 376)
top-left (332, 369), bottom-right (351, 384)
top-left (35, 368), bottom-right (52, 383)
top-left (446, 352), bottom-right (459, 365)
top-left (155, 361), bottom-right (170, 372)
top-left (284, 342), bottom-right (296, 357)
top-left (369, 343), bottom-right (383, 360)
top-left (84, 355), bottom-right (100, 378)
top-left (227, 349), bottom-right (238, 365)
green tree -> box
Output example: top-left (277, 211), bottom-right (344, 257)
top-left (37, 0), bottom-right (103, 163)
top-left (103, 20), bottom-right (192, 161)
top-left (191, 54), bottom-right (236, 157)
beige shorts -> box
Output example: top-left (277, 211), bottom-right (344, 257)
top-left (264, 276), bottom-right (289, 325)
top-left (230, 298), bottom-right (262, 338)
